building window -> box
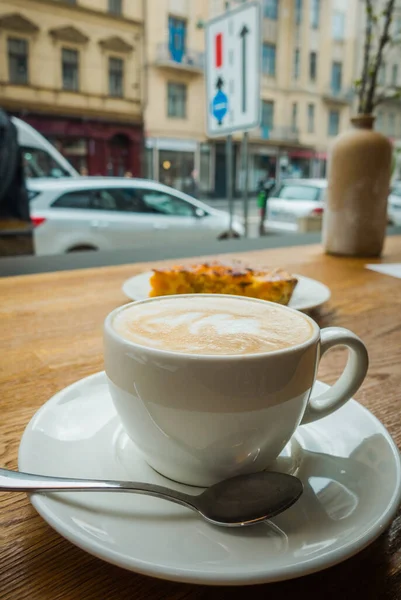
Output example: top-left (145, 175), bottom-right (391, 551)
top-left (293, 48), bottom-right (300, 79)
top-left (295, 0), bottom-right (302, 24)
top-left (376, 111), bottom-right (384, 132)
top-left (291, 102), bottom-right (298, 130)
top-left (309, 51), bottom-right (317, 81)
top-left (108, 0), bottom-right (122, 15)
top-left (109, 57), bottom-right (124, 97)
top-left (167, 82), bottom-right (187, 118)
top-left (332, 11), bottom-right (345, 40)
top-left (328, 110), bottom-right (340, 136)
top-left (389, 113), bottom-right (395, 135)
top-left (262, 43), bottom-right (276, 76)
top-left (263, 0), bottom-right (279, 20)
top-left (310, 0), bottom-right (320, 29)
top-left (261, 100), bottom-right (274, 131)
top-left (331, 61), bottom-right (342, 93)
top-left (392, 64), bottom-right (398, 86)
top-left (62, 48), bottom-right (79, 91)
top-left (307, 103), bottom-right (315, 133)
top-left (8, 38), bottom-right (29, 84)
top-left (168, 16), bottom-right (187, 63)
top-left (378, 62), bottom-right (386, 86)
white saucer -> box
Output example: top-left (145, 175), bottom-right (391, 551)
top-left (19, 372), bottom-right (401, 586)
top-left (122, 272), bottom-right (331, 312)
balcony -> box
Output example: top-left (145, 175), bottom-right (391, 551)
top-left (323, 86), bottom-right (354, 105)
top-left (155, 44), bottom-right (204, 74)
top-left (250, 126), bottom-right (300, 143)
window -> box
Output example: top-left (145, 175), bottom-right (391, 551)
top-left (310, 0), bottom-right (320, 28)
top-left (309, 52), bottom-right (317, 81)
top-left (22, 147), bottom-right (71, 179)
top-left (295, 0), bottom-right (302, 24)
top-left (261, 100), bottom-right (274, 131)
top-left (108, 0), bottom-right (122, 15)
top-left (376, 111), bottom-right (384, 132)
top-left (293, 48), bottom-right (300, 79)
top-left (167, 82), bottom-right (187, 118)
top-left (133, 190), bottom-right (195, 217)
top-left (263, 0), bottom-right (279, 20)
top-left (52, 191), bottom-right (92, 209)
top-left (8, 38), bottom-right (28, 84)
top-left (277, 184), bottom-right (320, 201)
top-left (389, 113), bottom-right (396, 135)
top-left (392, 64), bottom-right (398, 86)
top-left (168, 16), bottom-right (187, 63)
top-left (328, 110), bottom-right (340, 136)
top-left (331, 61), bottom-right (342, 93)
top-left (307, 103), bottom-right (315, 133)
top-left (378, 62), bottom-right (386, 86)
top-left (262, 44), bottom-right (276, 76)
top-left (62, 48), bottom-right (79, 91)
top-left (91, 190), bottom-right (119, 210)
top-left (332, 11), bottom-right (345, 40)
top-left (109, 57), bottom-right (124, 97)
top-left (291, 103), bottom-right (298, 129)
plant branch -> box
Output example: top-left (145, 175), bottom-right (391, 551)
top-left (359, 0), bottom-right (374, 113)
top-left (365, 0), bottom-right (396, 114)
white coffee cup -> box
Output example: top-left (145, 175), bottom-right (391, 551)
top-left (104, 294), bottom-right (368, 487)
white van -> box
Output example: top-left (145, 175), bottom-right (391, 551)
top-left (12, 117), bottom-right (78, 179)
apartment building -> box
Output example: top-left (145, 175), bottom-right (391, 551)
top-left (0, 0), bottom-right (143, 175)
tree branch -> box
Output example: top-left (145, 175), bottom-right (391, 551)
top-left (359, 0), bottom-right (374, 113)
top-left (365, 0), bottom-right (396, 114)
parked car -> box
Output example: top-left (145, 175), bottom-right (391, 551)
top-left (13, 117), bottom-right (78, 179)
top-left (28, 177), bottom-right (244, 255)
top-left (388, 182), bottom-right (401, 226)
top-left (265, 179), bottom-right (326, 232)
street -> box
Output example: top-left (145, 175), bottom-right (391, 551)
top-left (203, 197), bottom-right (261, 238)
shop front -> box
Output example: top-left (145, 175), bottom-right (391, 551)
top-left (14, 113), bottom-right (143, 177)
top-left (145, 138), bottom-right (213, 198)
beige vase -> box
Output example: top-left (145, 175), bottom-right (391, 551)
top-left (323, 115), bottom-right (393, 257)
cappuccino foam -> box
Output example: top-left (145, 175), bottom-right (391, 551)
top-left (112, 296), bottom-right (313, 356)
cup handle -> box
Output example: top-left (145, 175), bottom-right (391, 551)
top-left (301, 327), bottom-right (369, 426)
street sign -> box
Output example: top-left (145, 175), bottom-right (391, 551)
top-left (205, 2), bottom-right (261, 137)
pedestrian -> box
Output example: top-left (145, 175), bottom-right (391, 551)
top-left (257, 168), bottom-right (276, 236)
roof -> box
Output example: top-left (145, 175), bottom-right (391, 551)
top-left (27, 177), bottom-right (163, 191)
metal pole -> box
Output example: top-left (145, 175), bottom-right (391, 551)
top-left (226, 133), bottom-right (234, 235)
top-left (241, 131), bottom-right (249, 237)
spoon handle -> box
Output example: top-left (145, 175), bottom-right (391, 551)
top-left (0, 468), bottom-right (195, 510)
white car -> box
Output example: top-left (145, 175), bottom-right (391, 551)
top-left (265, 179), bottom-right (327, 232)
top-left (28, 178), bottom-right (244, 255)
top-left (388, 182), bottom-right (401, 225)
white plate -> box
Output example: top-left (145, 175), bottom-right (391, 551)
top-left (19, 372), bottom-right (401, 585)
top-left (122, 272), bottom-right (331, 312)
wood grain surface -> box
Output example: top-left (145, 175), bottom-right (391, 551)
top-left (1, 238), bottom-right (401, 600)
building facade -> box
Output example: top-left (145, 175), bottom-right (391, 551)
top-left (0, 0), bottom-right (144, 176)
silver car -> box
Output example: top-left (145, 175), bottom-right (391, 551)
top-left (265, 179), bottom-right (327, 232)
top-left (28, 177), bottom-right (244, 255)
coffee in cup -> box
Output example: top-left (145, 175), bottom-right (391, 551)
top-left (104, 294), bottom-right (368, 486)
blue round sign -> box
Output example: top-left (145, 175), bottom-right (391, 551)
top-left (211, 89), bottom-right (228, 125)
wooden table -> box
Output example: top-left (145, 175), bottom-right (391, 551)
top-left (1, 238), bottom-right (401, 600)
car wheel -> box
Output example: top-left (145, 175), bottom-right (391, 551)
top-left (66, 245), bottom-right (98, 253)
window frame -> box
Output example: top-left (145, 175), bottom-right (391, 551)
top-left (262, 43), bottom-right (277, 77)
top-left (261, 100), bottom-right (274, 131)
top-left (7, 37), bottom-right (29, 85)
top-left (167, 82), bottom-right (187, 118)
top-left (331, 61), bottom-right (343, 93)
top-left (328, 109), bottom-right (340, 136)
top-left (108, 0), bottom-right (122, 16)
top-left (307, 103), bottom-right (315, 133)
top-left (62, 47), bottom-right (79, 92)
top-left (293, 48), bottom-right (300, 79)
top-left (310, 0), bottom-right (320, 29)
top-left (263, 0), bottom-right (279, 20)
top-left (108, 56), bottom-right (124, 97)
top-left (295, 0), bottom-right (302, 25)
top-left (332, 11), bottom-right (345, 41)
top-left (309, 51), bottom-right (317, 81)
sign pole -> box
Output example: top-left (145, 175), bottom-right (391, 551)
top-left (241, 131), bottom-right (249, 237)
top-left (226, 133), bottom-right (234, 235)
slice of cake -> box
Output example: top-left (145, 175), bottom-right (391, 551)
top-left (149, 261), bottom-right (298, 305)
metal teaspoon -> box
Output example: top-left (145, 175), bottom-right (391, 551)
top-left (0, 468), bottom-right (303, 527)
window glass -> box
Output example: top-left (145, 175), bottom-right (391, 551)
top-left (137, 190), bottom-right (195, 216)
top-left (277, 185), bottom-right (320, 201)
top-left (8, 37), bottom-right (28, 84)
top-left (262, 44), bottom-right (276, 76)
top-left (52, 191), bottom-right (92, 209)
top-left (167, 82), bottom-right (187, 118)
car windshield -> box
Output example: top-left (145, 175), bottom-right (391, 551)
top-left (22, 147), bottom-right (72, 179)
top-left (276, 185), bottom-right (321, 201)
